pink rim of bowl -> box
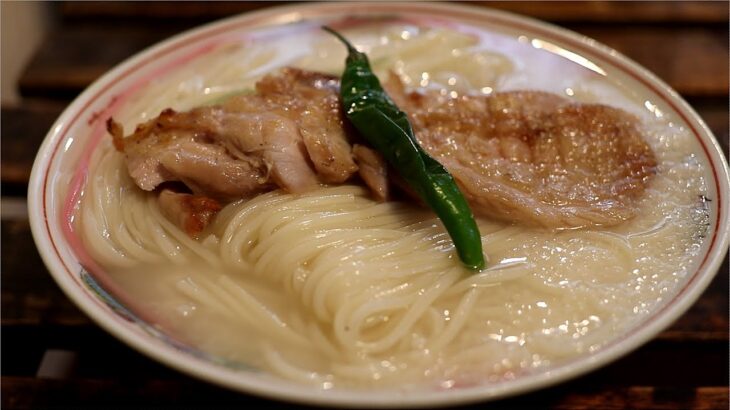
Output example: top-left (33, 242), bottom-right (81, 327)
top-left (28, 2), bottom-right (730, 408)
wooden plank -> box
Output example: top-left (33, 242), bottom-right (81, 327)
top-left (0, 376), bottom-right (293, 410)
top-left (3, 323), bottom-right (720, 381)
top-left (630, 387), bottom-right (729, 410)
top-left (2, 379), bottom-right (727, 409)
top-left (0, 104), bottom-right (65, 185)
top-left (18, 25), bottom-right (730, 99)
top-left (476, 1), bottom-right (730, 24)
top-left (508, 386), bottom-right (730, 410)
top-left (0, 219), bottom-right (90, 326)
top-left (579, 26), bottom-right (729, 98)
top-left (58, 1), bottom-right (281, 22)
top-left (17, 25), bottom-right (183, 100)
top-left (0, 325), bottom-right (175, 378)
top-left (58, 1), bottom-right (730, 24)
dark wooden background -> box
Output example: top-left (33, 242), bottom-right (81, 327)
top-left (2, 2), bottom-right (728, 409)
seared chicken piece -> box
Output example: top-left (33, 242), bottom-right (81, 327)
top-left (108, 109), bottom-right (271, 201)
top-left (157, 189), bottom-right (222, 236)
top-left (209, 110), bottom-right (320, 193)
top-left (386, 76), bottom-right (657, 228)
top-left (109, 69), bottom-right (358, 199)
top-left (253, 69), bottom-right (358, 184)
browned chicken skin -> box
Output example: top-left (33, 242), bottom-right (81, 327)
top-left (386, 76), bottom-right (657, 228)
top-left (109, 67), bottom-right (656, 233)
top-left (157, 189), bottom-right (222, 237)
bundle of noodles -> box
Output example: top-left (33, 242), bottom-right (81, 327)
top-left (76, 26), bottom-right (709, 389)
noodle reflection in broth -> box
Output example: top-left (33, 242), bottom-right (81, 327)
top-left (76, 25), bottom-right (711, 389)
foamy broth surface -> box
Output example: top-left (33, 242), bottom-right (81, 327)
top-left (82, 22), bottom-right (713, 390)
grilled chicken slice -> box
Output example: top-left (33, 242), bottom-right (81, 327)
top-left (210, 110), bottom-right (320, 193)
top-left (385, 76), bottom-right (657, 228)
top-left (157, 189), bottom-right (222, 237)
top-left (108, 109), bottom-right (272, 201)
top-left (254, 69), bottom-right (358, 184)
top-left (109, 69), bottom-right (358, 200)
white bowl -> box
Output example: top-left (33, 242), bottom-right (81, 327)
top-left (28, 2), bottom-right (730, 407)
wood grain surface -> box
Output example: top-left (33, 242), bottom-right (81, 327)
top-left (2, 2), bottom-right (728, 409)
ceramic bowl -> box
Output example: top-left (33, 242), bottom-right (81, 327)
top-left (28, 2), bottom-right (730, 407)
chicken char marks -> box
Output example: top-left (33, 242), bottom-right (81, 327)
top-left (386, 76), bottom-right (657, 228)
top-left (109, 67), bottom-right (656, 235)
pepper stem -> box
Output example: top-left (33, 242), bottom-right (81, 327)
top-left (321, 26), bottom-right (359, 54)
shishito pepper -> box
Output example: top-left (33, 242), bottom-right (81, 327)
top-left (323, 27), bottom-right (485, 270)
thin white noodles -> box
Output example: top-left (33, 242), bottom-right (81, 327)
top-left (75, 24), bottom-right (707, 389)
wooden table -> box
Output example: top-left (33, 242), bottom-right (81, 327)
top-left (2, 2), bottom-right (728, 409)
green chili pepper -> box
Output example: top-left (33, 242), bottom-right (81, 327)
top-left (323, 26), bottom-right (485, 270)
